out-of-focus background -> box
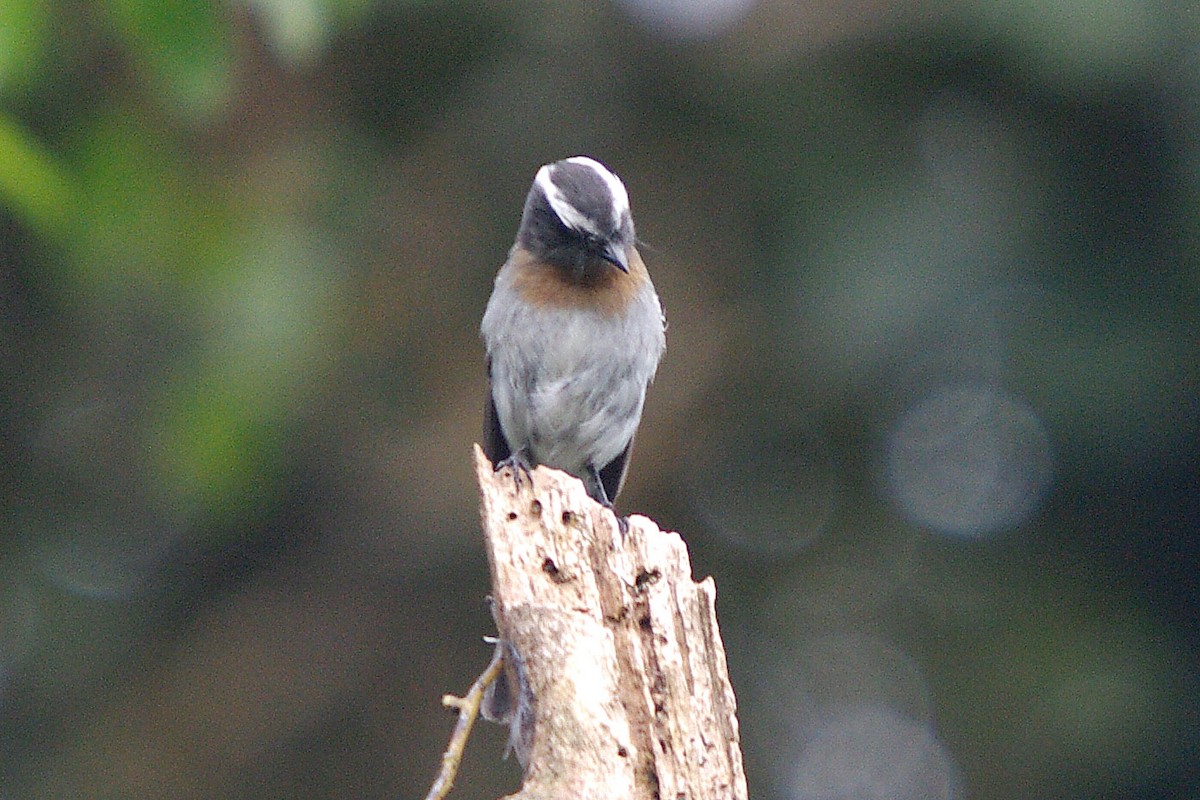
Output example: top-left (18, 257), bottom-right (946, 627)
top-left (1, 1), bottom-right (1197, 798)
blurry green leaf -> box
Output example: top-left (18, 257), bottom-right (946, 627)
top-left (150, 377), bottom-right (281, 517)
top-left (209, 223), bottom-right (336, 398)
top-left (0, 0), bottom-right (50, 92)
top-left (100, 0), bottom-right (233, 118)
top-left (0, 112), bottom-right (77, 239)
top-left (146, 218), bottom-right (338, 521)
top-left (66, 110), bottom-right (229, 292)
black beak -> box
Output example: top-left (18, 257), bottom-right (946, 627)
top-left (601, 241), bottom-right (629, 273)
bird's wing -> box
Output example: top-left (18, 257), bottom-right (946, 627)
top-left (598, 435), bottom-right (635, 505)
top-left (482, 359), bottom-right (512, 465)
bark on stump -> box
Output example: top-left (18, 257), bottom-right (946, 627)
top-left (475, 446), bottom-right (747, 800)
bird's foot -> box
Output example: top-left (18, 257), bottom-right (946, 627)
top-left (495, 451), bottom-right (533, 493)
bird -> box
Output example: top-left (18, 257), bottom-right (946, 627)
top-left (481, 155), bottom-right (665, 510)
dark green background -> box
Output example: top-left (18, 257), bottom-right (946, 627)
top-left (1, 2), bottom-right (1196, 798)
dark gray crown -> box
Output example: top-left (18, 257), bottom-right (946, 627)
top-left (517, 156), bottom-right (635, 274)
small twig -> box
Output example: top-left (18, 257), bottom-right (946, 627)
top-left (423, 646), bottom-right (506, 800)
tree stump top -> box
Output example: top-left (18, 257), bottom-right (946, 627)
top-left (475, 446), bottom-right (747, 800)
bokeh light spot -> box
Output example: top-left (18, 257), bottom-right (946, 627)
top-left (32, 514), bottom-right (166, 600)
top-left (615, 0), bottom-right (757, 40)
top-left (792, 705), bottom-right (959, 800)
top-left (885, 384), bottom-right (1053, 537)
top-left (685, 417), bottom-right (839, 555)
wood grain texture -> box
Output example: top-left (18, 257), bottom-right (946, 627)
top-left (475, 445), bottom-right (747, 800)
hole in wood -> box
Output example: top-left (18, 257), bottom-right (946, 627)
top-left (635, 569), bottom-right (661, 590)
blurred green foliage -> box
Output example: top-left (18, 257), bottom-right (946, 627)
top-left (0, 0), bottom-right (51, 94)
top-left (0, 111), bottom-right (74, 237)
top-left (103, 0), bottom-right (234, 116)
top-left (1, 2), bottom-right (1197, 800)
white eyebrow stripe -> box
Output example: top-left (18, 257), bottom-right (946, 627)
top-left (565, 156), bottom-right (629, 230)
top-left (534, 163), bottom-right (603, 236)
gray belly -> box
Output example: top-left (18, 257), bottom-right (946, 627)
top-left (489, 302), bottom-right (661, 475)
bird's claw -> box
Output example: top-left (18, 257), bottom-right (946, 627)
top-left (496, 452), bottom-right (533, 492)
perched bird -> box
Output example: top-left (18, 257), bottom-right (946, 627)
top-left (481, 156), bottom-right (665, 509)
